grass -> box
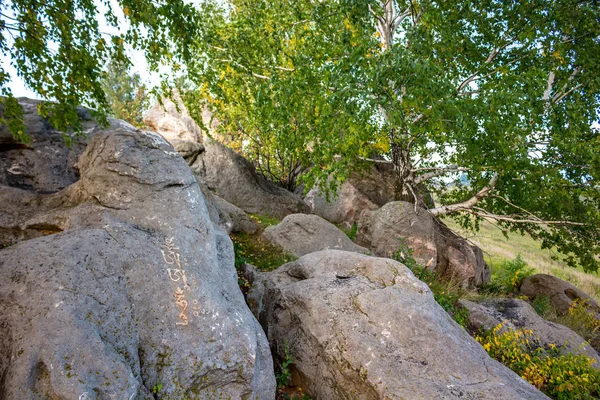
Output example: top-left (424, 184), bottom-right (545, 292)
top-left (442, 217), bottom-right (600, 303)
top-left (231, 214), bottom-right (296, 294)
top-left (232, 214), bottom-right (295, 272)
top-left (233, 215), bottom-right (310, 399)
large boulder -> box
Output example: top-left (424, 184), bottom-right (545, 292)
top-left (197, 179), bottom-right (258, 235)
top-left (191, 140), bottom-right (310, 219)
top-left (357, 201), bottom-right (490, 286)
top-left (0, 120), bottom-right (275, 398)
top-left (304, 164), bottom-right (395, 226)
top-left (262, 213), bottom-right (368, 257)
top-left (458, 298), bottom-right (600, 364)
top-left (305, 162), bottom-right (434, 227)
top-left (170, 139), bottom-right (204, 165)
top-left (245, 250), bottom-right (548, 400)
top-left (520, 274), bottom-right (600, 316)
top-left (212, 193), bottom-right (259, 234)
top-left (357, 201), bottom-right (437, 267)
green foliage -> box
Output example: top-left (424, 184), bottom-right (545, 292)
top-left (531, 295), bottom-right (554, 319)
top-left (276, 343), bottom-right (293, 389)
top-left (391, 238), bottom-right (419, 271)
top-left (555, 300), bottom-right (600, 349)
top-left (341, 223), bottom-right (358, 242)
top-left (477, 323), bottom-right (600, 399)
top-left (1, 0), bottom-right (201, 141)
top-left (249, 214), bottom-right (282, 228)
top-left (152, 383), bottom-right (163, 394)
top-left (231, 215), bottom-right (295, 272)
top-left (3, 0), bottom-right (599, 272)
top-left (186, 0), bottom-right (600, 272)
top-left (493, 255), bottom-right (535, 293)
top-left (101, 58), bottom-right (150, 127)
top-left (0, 96), bottom-right (26, 143)
top-left (232, 233), bottom-right (295, 272)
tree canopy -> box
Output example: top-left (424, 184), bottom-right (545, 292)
top-left (187, 0), bottom-right (600, 271)
top-left (101, 57), bottom-right (149, 128)
top-left (0, 0), bottom-right (201, 143)
top-left (1, 0), bottom-right (599, 272)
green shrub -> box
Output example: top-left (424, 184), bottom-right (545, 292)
top-left (276, 343), bottom-right (293, 389)
top-left (232, 232), bottom-right (295, 272)
top-left (343, 222), bottom-right (358, 242)
top-left (391, 238), bottom-right (419, 270)
top-left (555, 300), bottom-right (600, 349)
top-left (493, 254), bottom-right (535, 292)
top-left (231, 214), bottom-right (295, 272)
top-left (477, 323), bottom-right (600, 399)
top-left (249, 214), bottom-right (281, 228)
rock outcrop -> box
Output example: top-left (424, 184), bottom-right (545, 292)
top-left (304, 164), bottom-right (395, 226)
top-left (0, 98), bottom-right (102, 194)
top-left (520, 274), bottom-right (600, 316)
top-left (262, 213), bottom-right (367, 257)
top-left (246, 250), bottom-right (547, 399)
top-left (212, 192), bottom-right (260, 234)
top-left (191, 140), bottom-right (310, 219)
top-left (459, 298), bottom-right (600, 363)
top-left (0, 117), bottom-right (275, 398)
top-left (143, 92), bottom-right (204, 144)
top-left (357, 201), bottom-right (490, 286)
top-left (305, 162), bottom-right (435, 227)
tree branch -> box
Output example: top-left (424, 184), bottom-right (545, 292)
top-left (466, 209), bottom-right (587, 226)
top-left (428, 173), bottom-right (498, 216)
top-left (358, 156), bottom-right (393, 164)
top-left (550, 67), bottom-right (582, 105)
top-left (414, 165), bottom-right (470, 184)
top-left (543, 71), bottom-right (555, 102)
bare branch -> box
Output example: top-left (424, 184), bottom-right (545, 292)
top-left (491, 194), bottom-right (547, 224)
top-left (466, 209), bottom-right (587, 226)
top-left (392, 7), bottom-right (412, 31)
top-left (457, 73), bottom-right (479, 92)
top-left (543, 71), bottom-right (555, 102)
top-left (215, 59), bottom-right (269, 80)
top-left (358, 156), bottom-right (393, 164)
top-left (414, 165), bottom-right (470, 184)
top-left (410, 105), bottom-right (432, 124)
top-left (368, 4), bottom-right (385, 26)
top-left (428, 173), bottom-right (498, 216)
top-left (457, 39), bottom-right (517, 93)
top-left (550, 67), bottom-right (582, 105)
top-left (551, 83), bottom-right (583, 105)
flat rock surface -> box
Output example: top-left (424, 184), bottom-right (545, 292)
top-left (246, 250), bottom-right (547, 400)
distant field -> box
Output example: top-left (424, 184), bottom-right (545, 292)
top-left (442, 217), bottom-right (600, 303)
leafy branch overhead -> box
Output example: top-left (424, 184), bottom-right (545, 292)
top-left (1, 0), bottom-right (599, 272)
top-left (0, 0), bottom-right (201, 142)
top-left (186, 0), bottom-right (600, 272)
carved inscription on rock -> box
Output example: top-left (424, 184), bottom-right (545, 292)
top-left (161, 237), bottom-right (199, 326)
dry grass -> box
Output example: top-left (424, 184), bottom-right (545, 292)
top-left (443, 217), bottom-right (600, 303)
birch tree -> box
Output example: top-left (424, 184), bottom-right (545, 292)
top-left (191, 0), bottom-right (600, 271)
